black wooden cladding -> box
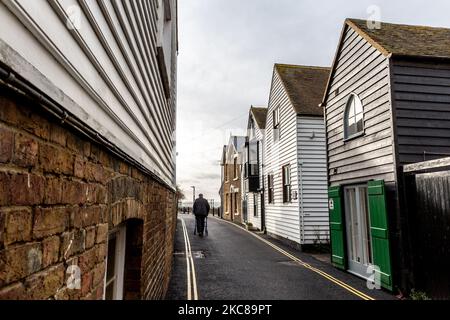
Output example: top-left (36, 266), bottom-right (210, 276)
top-left (403, 168), bottom-right (450, 299)
top-left (393, 59), bottom-right (450, 165)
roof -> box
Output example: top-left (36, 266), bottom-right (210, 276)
top-left (347, 19), bottom-right (450, 59)
top-left (274, 64), bottom-right (330, 116)
top-left (250, 107), bottom-right (268, 129)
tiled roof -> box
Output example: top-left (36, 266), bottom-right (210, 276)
top-left (347, 19), bottom-right (450, 59)
top-left (275, 64), bottom-right (330, 116)
top-left (250, 107), bottom-right (268, 129)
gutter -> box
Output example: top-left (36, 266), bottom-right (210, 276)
top-left (0, 63), bottom-right (175, 192)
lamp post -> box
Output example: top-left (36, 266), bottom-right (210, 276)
top-left (191, 186), bottom-right (196, 209)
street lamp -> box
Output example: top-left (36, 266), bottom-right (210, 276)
top-left (190, 186), bottom-right (196, 206)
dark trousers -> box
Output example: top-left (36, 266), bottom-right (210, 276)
top-left (195, 215), bottom-right (206, 234)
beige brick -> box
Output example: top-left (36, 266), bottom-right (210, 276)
top-left (1, 208), bottom-right (32, 245)
top-left (12, 133), bottom-right (39, 167)
top-left (42, 236), bottom-right (60, 268)
top-left (25, 264), bottom-right (64, 300)
top-left (33, 207), bottom-right (69, 239)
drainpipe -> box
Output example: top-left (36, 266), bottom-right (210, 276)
top-left (298, 161), bottom-right (305, 245)
top-left (0, 64), bottom-right (173, 190)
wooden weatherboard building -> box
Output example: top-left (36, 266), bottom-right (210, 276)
top-left (323, 19), bottom-right (450, 294)
top-left (242, 106), bottom-right (267, 231)
top-left (264, 64), bottom-right (330, 249)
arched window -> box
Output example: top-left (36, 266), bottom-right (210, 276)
top-left (344, 94), bottom-right (364, 139)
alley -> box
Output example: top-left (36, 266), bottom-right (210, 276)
top-left (166, 215), bottom-right (395, 301)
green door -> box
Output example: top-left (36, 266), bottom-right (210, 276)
top-left (329, 186), bottom-right (346, 270)
top-left (368, 180), bottom-right (393, 291)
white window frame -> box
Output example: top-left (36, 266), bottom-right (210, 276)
top-left (344, 93), bottom-right (365, 140)
top-left (103, 224), bottom-right (127, 300)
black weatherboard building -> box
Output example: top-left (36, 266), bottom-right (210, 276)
top-left (323, 19), bottom-right (450, 297)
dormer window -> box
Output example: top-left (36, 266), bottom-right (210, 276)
top-left (344, 94), bottom-right (364, 140)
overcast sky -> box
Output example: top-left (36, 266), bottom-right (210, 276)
top-left (175, 0), bottom-right (450, 203)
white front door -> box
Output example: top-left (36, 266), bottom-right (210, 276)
top-left (344, 185), bottom-right (373, 279)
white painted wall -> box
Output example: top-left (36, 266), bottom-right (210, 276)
top-left (0, 0), bottom-right (177, 187)
top-left (264, 69), bottom-right (329, 246)
top-left (297, 117), bottom-right (329, 244)
top-left (264, 70), bottom-right (301, 243)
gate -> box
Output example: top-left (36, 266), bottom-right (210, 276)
top-left (403, 158), bottom-right (450, 299)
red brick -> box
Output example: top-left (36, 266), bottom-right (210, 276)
top-left (78, 248), bottom-right (97, 274)
top-left (0, 282), bottom-right (26, 300)
top-left (44, 177), bottom-right (63, 205)
top-left (42, 236), bottom-right (60, 268)
top-left (0, 127), bottom-right (14, 163)
top-left (12, 133), bottom-right (38, 167)
top-left (1, 208), bottom-right (32, 245)
top-left (81, 271), bottom-right (92, 296)
top-left (1, 243), bottom-right (42, 286)
top-left (85, 226), bottom-right (96, 249)
top-left (33, 207), bottom-right (69, 239)
top-left (95, 284), bottom-right (104, 300)
top-left (96, 243), bottom-right (107, 264)
top-left (96, 223), bottom-right (108, 244)
top-left (25, 264), bottom-right (64, 300)
top-left (9, 173), bottom-right (44, 205)
top-left (61, 180), bottom-right (85, 205)
top-left (39, 144), bottom-right (74, 176)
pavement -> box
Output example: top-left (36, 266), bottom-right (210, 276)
top-left (166, 214), bottom-right (396, 300)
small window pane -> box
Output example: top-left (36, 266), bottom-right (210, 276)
top-left (345, 95), bottom-right (364, 139)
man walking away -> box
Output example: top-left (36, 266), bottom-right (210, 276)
top-left (193, 194), bottom-right (210, 237)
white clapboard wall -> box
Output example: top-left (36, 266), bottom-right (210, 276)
top-left (264, 68), bottom-right (329, 245)
top-left (0, 0), bottom-right (178, 187)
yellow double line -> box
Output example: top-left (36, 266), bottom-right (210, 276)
top-left (214, 217), bottom-right (375, 301)
top-left (180, 218), bottom-right (199, 300)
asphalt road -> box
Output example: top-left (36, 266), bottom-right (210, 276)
top-left (166, 214), bottom-right (395, 300)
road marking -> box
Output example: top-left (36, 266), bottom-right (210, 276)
top-left (212, 217), bottom-right (375, 301)
top-left (180, 218), bottom-right (199, 300)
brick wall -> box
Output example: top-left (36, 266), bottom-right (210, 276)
top-left (0, 88), bottom-right (177, 300)
top-left (222, 163), bottom-right (243, 224)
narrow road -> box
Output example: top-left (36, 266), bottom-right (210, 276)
top-left (166, 214), bottom-right (395, 300)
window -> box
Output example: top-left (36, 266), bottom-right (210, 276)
top-left (248, 141), bottom-right (259, 176)
top-left (234, 193), bottom-right (239, 213)
top-left (282, 165), bottom-right (292, 203)
top-left (268, 174), bottom-right (274, 204)
top-left (234, 158), bottom-right (238, 179)
top-left (105, 225), bottom-right (126, 300)
top-left (273, 107), bottom-right (280, 142)
top-left (344, 94), bottom-right (364, 139)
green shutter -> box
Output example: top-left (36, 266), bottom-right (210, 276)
top-left (368, 180), bottom-right (393, 291)
top-left (328, 186), bottom-right (346, 270)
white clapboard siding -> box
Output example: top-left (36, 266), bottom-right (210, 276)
top-left (325, 26), bottom-right (395, 187)
top-left (0, 0), bottom-right (177, 187)
top-left (297, 117), bottom-right (329, 243)
top-left (264, 70), bottom-right (301, 244)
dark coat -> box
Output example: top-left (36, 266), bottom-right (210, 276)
top-left (193, 198), bottom-right (210, 217)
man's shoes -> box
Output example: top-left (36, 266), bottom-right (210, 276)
top-left (199, 233), bottom-right (203, 237)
